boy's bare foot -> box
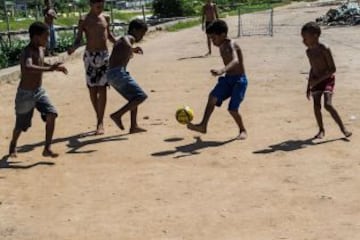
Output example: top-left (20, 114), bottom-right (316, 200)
top-left (129, 127), bottom-right (147, 134)
top-left (9, 143), bottom-right (17, 158)
top-left (342, 130), bottom-right (352, 138)
top-left (314, 130), bottom-right (325, 139)
top-left (187, 123), bottom-right (207, 134)
top-left (42, 149), bottom-right (59, 158)
top-left (110, 114), bottom-right (124, 130)
top-left (96, 123), bottom-right (105, 135)
top-left (237, 131), bottom-right (247, 140)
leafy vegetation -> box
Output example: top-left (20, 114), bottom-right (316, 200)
top-left (0, 34), bottom-right (76, 69)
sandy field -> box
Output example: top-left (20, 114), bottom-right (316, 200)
top-left (1, 2), bottom-right (360, 239)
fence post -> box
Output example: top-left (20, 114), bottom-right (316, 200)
top-left (4, 0), bottom-right (11, 45)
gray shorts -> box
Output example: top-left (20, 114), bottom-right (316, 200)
top-left (107, 67), bottom-right (147, 102)
top-left (15, 87), bottom-right (57, 131)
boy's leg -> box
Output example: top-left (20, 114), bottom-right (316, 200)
top-left (312, 93), bottom-right (325, 139)
top-left (43, 113), bottom-right (58, 158)
top-left (89, 86), bottom-right (107, 135)
top-left (110, 98), bottom-right (145, 131)
top-left (187, 95), bottom-right (217, 133)
top-left (324, 93), bottom-right (352, 137)
top-left (130, 106), bottom-right (146, 134)
top-left (229, 110), bottom-right (247, 140)
top-left (9, 129), bottom-right (21, 157)
top-left (206, 35), bottom-right (212, 56)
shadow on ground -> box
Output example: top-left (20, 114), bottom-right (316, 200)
top-left (15, 131), bottom-right (128, 155)
top-left (0, 155), bottom-right (54, 169)
top-left (152, 136), bottom-right (236, 159)
top-left (253, 137), bottom-right (350, 154)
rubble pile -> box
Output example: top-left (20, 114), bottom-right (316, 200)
top-left (316, 2), bottom-right (360, 25)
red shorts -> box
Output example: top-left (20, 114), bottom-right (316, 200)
top-left (311, 75), bottom-right (335, 94)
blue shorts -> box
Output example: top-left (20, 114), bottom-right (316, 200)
top-left (106, 67), bottom-right (147, 102)
top-left (211, 74), bottom-right (248, 110)
top-left (15, 87), bottom-right (58, 132)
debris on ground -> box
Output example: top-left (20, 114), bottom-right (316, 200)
top-left (316, 1), bottom-right (360, 25)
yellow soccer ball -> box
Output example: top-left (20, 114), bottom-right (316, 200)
top-left (175, 106), bottom-right (194, 124)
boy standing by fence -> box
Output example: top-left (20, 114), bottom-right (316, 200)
top-left (68, 0), bottom-right (116, 135)
top-left (43, 0), bottom-right (57, 56)
top-left (9, 22), bottom-right (68, 158)
top-left (202, 0), bottom-right (219, 56)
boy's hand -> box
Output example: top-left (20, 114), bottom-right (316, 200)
top-left (56, 65), bottom-right (68, 75)
top-left (133, 47), bottom-right (143, 55)
top-left (210, 69), bottom-right (225, 76)
top-left (51, 63), bottom-right (68, 74)
top-left (306, 89), bottom-right (311, 100)
top-left (67, 47), bottom-right (75, 55)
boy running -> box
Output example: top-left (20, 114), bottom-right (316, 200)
top-left (106, 19), bottom-right (148, 134)
top-left (301, 22), bottom-right (351, 139)
top-left (9, 22), bottom-right (68, 158)
top-left (68, 0), bottom-right (116, 135)
top-left (188, 20), bottom-right (248, 140)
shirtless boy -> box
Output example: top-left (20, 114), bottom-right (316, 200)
top-left (202, 0), bottom-right (219, 56)
top-left (106, 19), bottom-right (148, 134)
top-left (188, 20), bottom-right (248, 140)
top-left (68, 0), bottom-right (116, 135)
top-left (9, 22), bottom-right (68, 158)
top-left (301, 22), bottom-right (351, 139)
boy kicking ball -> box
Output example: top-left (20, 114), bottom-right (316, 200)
top-left (187, 20), bottom-right (248, 140)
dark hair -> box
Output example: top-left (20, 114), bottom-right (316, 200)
top-left (128, 19), bottom-right (148, 34)
top-left (206, 19), bottom-right (228, 35)
top-left (29, 21), bottom-right (49, 39)
top-left (301, 22), bottom-right (321, 36)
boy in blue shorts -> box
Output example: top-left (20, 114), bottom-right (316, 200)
top-left (187, 19), bottom-right (248, 140)
top-left (106, 19), bottom-right (148, 134)
top-left (9, 22), bottom-right (68, 158)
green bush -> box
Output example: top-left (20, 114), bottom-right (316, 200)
top-left (0, 34), bottom-right (77, 69)
top-left (153, 0), bottom-right (201, 17)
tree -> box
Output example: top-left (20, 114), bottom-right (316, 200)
top-left (153, 0), bottom-right (186, 18)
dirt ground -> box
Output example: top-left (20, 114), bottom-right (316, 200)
top-left (1, 2), bottom-right (360, 240)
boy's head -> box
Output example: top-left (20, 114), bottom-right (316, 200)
top-left (301, 22), bottom-right (321, 47)
top-left (206, 19), bottom-right (228, 46)
top-left (128, 19), bottom-right (148, 42)
top-left (90, 0), bottom-right (104, 15)
top-left (29, 21), bottom-right (49, 47)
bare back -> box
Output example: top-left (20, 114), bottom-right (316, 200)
top-left (306, 43), bottom-right (336, 79)
top-left (109, 35), bottom-right (134, 69)
top-left (80, 13), bottom-right (110, 51)
top-left (19, 45), bottom-right (44, 90)
top-left (203, 3), bottom-right (218, 22)
top-left (220, 39), bottom-right (245, 75)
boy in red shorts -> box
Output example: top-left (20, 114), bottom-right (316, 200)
top-left (301, 22), bottom-right (351, 139)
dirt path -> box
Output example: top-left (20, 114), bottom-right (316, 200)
top-left (1, 2), bottom-right (360, 239)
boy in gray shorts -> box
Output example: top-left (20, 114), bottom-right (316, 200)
top-left (9, 22), bottom-right (68, 158)
top-left (107, 19), bottom-right (148, 134)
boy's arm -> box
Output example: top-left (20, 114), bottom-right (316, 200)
top-left (23, 51), bottom-right (57, 73)
top-left (67, 18), bottom-right (85, 54)
top-left (105, 16), bottom-right (117, 44)
top-left (201, 6), bottom-right (205, 30)
top-left (214, 4), bottom-right (219, 19)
